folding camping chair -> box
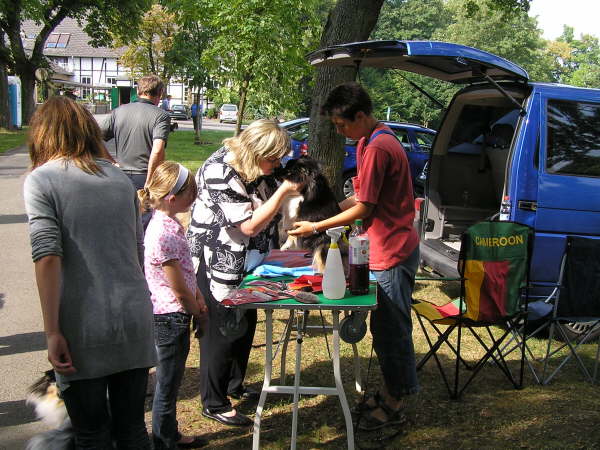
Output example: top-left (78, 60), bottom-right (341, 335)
top-left (413, 221), bottom-right (532, 398)
top-left (541, 236), bottom-right (600, 385)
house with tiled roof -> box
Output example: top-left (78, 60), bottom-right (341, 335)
top-left (21, 18), bottom-right (188, 107)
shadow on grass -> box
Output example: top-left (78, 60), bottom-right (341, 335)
top-left (171, 307), bottom-right (600, 449)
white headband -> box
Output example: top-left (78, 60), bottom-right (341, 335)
top-left (168, 164), bottom-right (189, 196)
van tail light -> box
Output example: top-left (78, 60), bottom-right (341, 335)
top-left (300, 142), bottom-right (309, 156)
top-left (500, 195), bottom-right (511, 221)
top-left (414, 197), bottom-right (424, 218)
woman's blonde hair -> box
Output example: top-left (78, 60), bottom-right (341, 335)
top-left (28, 96), bottom-right (107, 174)
top-left (224, 119), bottom-right (290, 182)
top-left (137, 161), bottom-right (197, 211)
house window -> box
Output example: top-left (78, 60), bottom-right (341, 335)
top-left (46, 33), bottom-right (70, 48)
top-left (52, 57), bottom-right (69, 70)
top-left (106, 77), bottom-right (116, 86)
top-left (81, 76), bottom-right (92, 99)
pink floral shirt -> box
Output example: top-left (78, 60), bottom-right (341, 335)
top-left (144, 210), bottom-right (197, 314)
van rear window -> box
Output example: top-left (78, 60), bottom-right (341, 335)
top-left (547, 99), bottom-right (600, 177)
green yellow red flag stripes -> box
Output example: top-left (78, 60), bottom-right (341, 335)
top-left (413, 221), bottom-right (531, 324)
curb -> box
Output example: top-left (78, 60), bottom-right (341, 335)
top-left (0, 145), bottom-right (28, 157)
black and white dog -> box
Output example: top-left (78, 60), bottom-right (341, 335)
top-left (274, 156), bottom-right (346, 273)
top-left (25, 370), bottom-right (74, 450)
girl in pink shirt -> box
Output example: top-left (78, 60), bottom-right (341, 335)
top-left (139, 161), bottom-right (208, 449)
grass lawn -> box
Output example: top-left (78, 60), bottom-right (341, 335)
top-left (0, 128), bottom-right (27, 154)
top-left (166, 129), bottom-right (233, 173)
top-left (148, 276), bottom-right (600, 449)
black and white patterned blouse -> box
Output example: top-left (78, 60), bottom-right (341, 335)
top-left (187, 147), bottom-right (280, 301)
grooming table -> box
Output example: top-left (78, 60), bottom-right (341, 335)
top-left (233, 279), bottom-right (377, 450)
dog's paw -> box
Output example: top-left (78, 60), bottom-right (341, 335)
top-left (280, 235), bottom-right (299, 251)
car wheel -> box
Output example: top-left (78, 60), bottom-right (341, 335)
top-left (342, 170), bottom-right (356, 198)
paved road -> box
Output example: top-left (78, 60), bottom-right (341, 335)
top-left (94, 114), bottom-right (237, 132)
top-left (0, 146), bottom-right (49, 449)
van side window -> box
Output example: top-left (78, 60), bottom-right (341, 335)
top-left (546, 99), bottom-right (600, 177)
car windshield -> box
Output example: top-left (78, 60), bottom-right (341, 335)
top-left (222, 105), bottom-right (237, 111)
top-left (173, 105), bottom-right (185, 111)
top-left (290, 123), bottom-right (309, 141)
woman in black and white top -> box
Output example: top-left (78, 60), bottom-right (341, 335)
top-left (187, 119), bottom-right (301, 426)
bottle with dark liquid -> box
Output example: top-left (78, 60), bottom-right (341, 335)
top-left (349, 219), bottom-right (370, 295)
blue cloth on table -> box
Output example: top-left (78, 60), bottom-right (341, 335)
top-left (252, 264), bottom-right (314, 277)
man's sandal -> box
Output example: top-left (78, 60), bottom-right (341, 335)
top-left (356, 399), bottom-right (407, 432)
top-left (351, 391), bottom-right (382, 415)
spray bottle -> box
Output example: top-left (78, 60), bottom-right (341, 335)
top-left (322, 226), bottom-right (347, 300)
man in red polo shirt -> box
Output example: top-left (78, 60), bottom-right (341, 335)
top-left (289, 82), bottom-right (419, 431)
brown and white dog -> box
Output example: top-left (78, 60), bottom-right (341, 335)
top-left (25, 370), bottom-right (74, 450)
top-left (275, 157), bottom-right (347, 273)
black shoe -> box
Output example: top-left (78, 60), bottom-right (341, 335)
top-left (202, 408), bottom-right (253, 427)
top-left (228, 386), bottom-right (260, 400)
top-left (177, 435), bottom-right (209, 448)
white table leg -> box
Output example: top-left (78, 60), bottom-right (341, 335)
top-left (290, 310), bottom-right (306, 450)
top-left (280, 310), bottom-right (294, 385)
top-left (253, 309), bottom-right (273, 450)
top-left (333, 311), bottom-right (355, 450)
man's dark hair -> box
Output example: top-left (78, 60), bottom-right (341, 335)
top-left (321, 82), bottom-right (373, 120)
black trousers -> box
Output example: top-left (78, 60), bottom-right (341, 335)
top-left (196, 258), bottom-right (257, 413)
top-left (61, 367), bottom-right (151, 449)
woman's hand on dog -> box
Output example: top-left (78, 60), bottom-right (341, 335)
top-left (47, 332), bottom-right (77, 375)
top-left (279, 179), bottom-right (304, 196)
top-left (288, 221), bottom-right (314, 238)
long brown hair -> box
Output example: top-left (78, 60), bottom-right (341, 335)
top-left (28, 96), bottom-right (107, 174)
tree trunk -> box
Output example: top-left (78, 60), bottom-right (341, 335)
top-left (237, 75), bottom-right (251, 136)
top-left (0, 29), bottom-right (10, 129)
top-left (20, 69), bottom-right (37, 125)
top-left (308, 0), bottom-right (384, 198)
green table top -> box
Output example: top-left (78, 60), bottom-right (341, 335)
top-left (235, 276), bottom-right (377, 311)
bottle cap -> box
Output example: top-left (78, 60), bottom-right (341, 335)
top-left (355, 219), bottom-right (363, 226)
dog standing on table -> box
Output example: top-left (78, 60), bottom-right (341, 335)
top-left (274, 156), bottom-right (345, 273)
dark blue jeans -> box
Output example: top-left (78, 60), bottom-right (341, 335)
top-left (60, 367), bottom-right (151, 449)
top-left (371, 246), bottom-right (420, 398)
top-left (152, 312), bottom-right (191, 449)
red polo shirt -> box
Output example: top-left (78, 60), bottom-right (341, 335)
top-left (354, 124), bottom-right (419, 270)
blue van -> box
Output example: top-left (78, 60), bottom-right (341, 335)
top-left (308, 40), bottom-right (600, 297)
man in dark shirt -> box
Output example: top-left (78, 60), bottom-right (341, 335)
top-left (101, 75), bottom-right (171, 191)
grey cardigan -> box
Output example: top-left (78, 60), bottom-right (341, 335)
top-left (24, 159), bottom-right (156, 387)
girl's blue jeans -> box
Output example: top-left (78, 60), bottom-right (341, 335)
top-left (152, 312), bottom-right (191, 449)
top-left (371, 246), bottom-right (420, 398)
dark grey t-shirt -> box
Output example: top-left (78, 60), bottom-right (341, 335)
top-left (24, 159), bottom-right (156, 387)
top-left (101, 98), bottom-right (171, 173)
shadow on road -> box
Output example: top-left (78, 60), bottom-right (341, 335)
top-left (0, 399), bottom-right (38, 427)
top-left (0, 331), bottom-right (46, 357)
top-left (0, 214), bottom-right (28, 225)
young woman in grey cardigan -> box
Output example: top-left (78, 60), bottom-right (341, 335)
top-left (24, 96), bottom-right (156, 448)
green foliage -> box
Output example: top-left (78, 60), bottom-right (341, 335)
top-left (545, 26), bottom-right (600, 88)
top-left (116, 4), bottom-right (177, 80)
top-left (364, 0), bottom-right (457, 127)
top-left (438, 0), bottom-right (552, 81)
top-left (199, 0), bottom-right (321, 122)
